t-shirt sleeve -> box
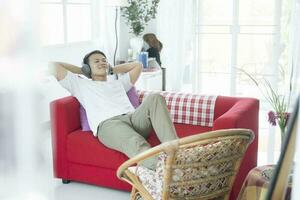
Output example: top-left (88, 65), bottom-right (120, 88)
top-left (59, 71), bottom-right (80, 95)
top-left (119, 72), bottom-right (133, 92)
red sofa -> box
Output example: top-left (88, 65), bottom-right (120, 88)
top-left (50, 93), bottom-right (259, 200)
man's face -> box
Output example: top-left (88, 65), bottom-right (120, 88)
top-left (88, 53), bottom-right (108, 77)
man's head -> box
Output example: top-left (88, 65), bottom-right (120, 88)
top-left (82, 50), bottom-right (109, 80)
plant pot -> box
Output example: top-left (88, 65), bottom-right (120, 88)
top-left (280, 126), bottom-right (286, 152)
top-left (130, 36), bottom-right (143, 60)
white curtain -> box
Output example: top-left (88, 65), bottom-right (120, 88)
top-left (290, 0), bottom-right (300, 101)
top-left (97, 0), bottom-right (118, 64)
top-left (291, 2), bottom-right (300, 196)
top-left (156, 0), bottom-right (195, 91)
top-left (0, 0), bottom-right (42, 179)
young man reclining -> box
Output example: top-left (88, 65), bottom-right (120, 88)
top-left (50, 50), bottom-right (178, 170)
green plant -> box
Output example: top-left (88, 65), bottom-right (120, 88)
top-left (239, 67), bottom-right (293, 150)
top-left (121, 0), bottom-right (160, 36)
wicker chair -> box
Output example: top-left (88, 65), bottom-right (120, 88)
top-left (117, 129), bottom-right (254, 200)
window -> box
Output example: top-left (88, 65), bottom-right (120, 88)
top-left (193, 0), bottom-right (280, 96)
top-left (190, 0), bottom-right (286, 165)
top-left (40, 0), bottom-right (92, 46)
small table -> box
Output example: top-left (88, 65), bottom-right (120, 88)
top-left (135, 68), bottom-right (163, 91)
top-left (238, 165), bottom-right (292, 200)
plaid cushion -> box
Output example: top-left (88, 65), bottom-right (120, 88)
top-left (137, 90), bottom-right (217, 127)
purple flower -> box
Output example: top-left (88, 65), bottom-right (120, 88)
top-left (268, 111), bottom-right (277, 126)
top-left (284, 112), bottom-right (290, 127)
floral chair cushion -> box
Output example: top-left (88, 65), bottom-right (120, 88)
top-left (128, 153), bottom-right (167, 200)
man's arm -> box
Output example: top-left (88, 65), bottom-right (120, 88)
top-left (49, 62), bottom-right (83, 81)
top-left (113, 62), bottom-right (142, 85)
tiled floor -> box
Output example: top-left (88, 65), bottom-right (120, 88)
top-left (0, 130), bottom-right (130, 200)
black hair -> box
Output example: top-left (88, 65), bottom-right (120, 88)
top-left (83, 50), bottom-right (106, 65)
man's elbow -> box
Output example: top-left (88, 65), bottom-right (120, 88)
top-left (48, 62), bottom-right (65, 81)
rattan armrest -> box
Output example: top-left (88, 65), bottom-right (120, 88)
top-left (117, 129), bottom-right (254, 193)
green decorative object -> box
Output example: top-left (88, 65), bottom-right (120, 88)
top-left (121, 0), bottom-right (160, 36)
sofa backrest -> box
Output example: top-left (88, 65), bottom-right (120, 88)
top-left (138, 90), bottom-right (218, 127)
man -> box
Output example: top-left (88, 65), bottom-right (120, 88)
top-left (50, 50), bottom-right (178, 170)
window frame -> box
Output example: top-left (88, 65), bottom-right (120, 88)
top-left (40, 0), bottom-right (93, 46)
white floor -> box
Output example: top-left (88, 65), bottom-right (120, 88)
top-left (0, 130), bottom-right (130, 200)
top-left (0, 171), bottom-right (129, 200)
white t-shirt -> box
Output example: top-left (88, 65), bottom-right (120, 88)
top-left (59, 71), bottom-right (135, 136)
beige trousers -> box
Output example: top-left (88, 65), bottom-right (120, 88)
top-left (97, 94), bottom-right (178, 170)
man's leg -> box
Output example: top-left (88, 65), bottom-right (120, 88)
top-left (97, 115), bottom-right (157, 170)
top-left (130, 94), bottom-right (178, 143)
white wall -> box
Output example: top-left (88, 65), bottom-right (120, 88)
top-left (40, 42), bottom-right (99, 66)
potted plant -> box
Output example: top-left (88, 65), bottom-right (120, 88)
top-left (239, 68), bottom-right (293, 151)
top-left (121, 0), bottom-right (160, 58)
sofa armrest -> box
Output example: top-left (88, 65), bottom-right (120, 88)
top-left (212, 97), bottom-right (259, 199)
top-left (213, 98), bottom-right (259, 132)
top-left (212, 98), bottom-right (259, 164)
top-left (50, 96), bottom-right (80, 178)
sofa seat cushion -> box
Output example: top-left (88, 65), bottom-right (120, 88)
top-left (67, 125), bottom-right (212, 169)
top-left (67, 130), bottom-right (128, 169)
